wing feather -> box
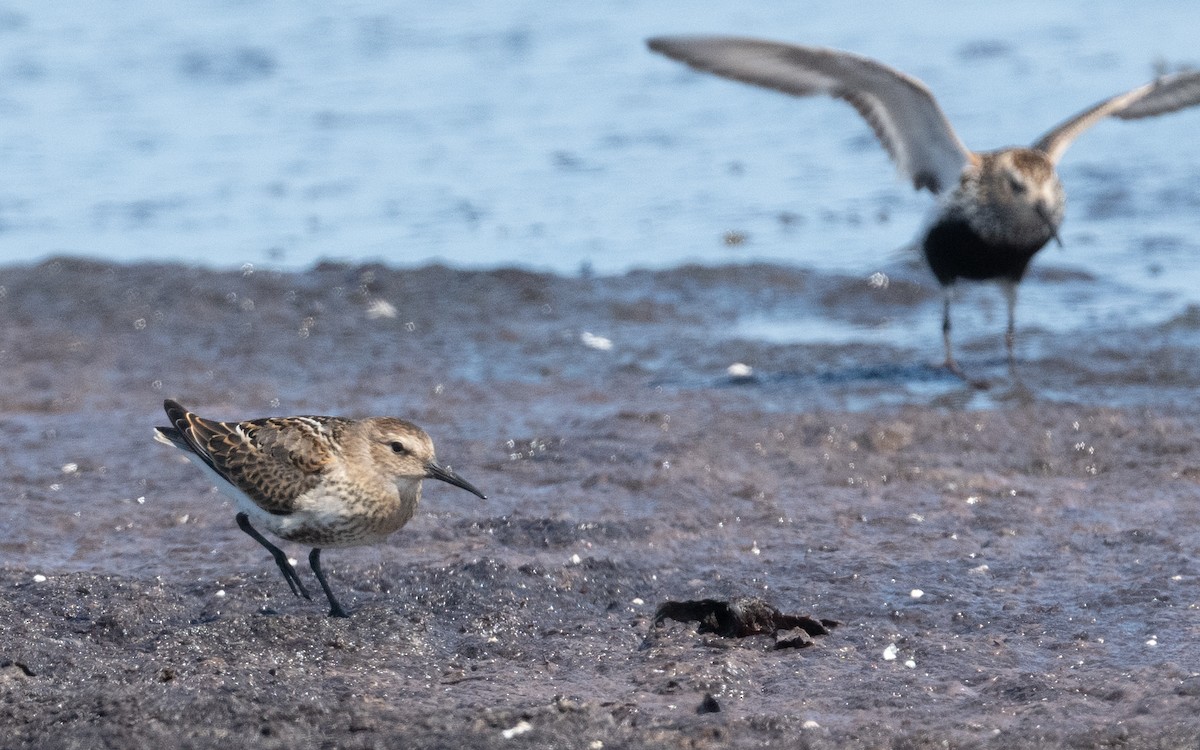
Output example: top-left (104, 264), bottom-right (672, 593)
top-left (648, 35), bottom-right (972, 193)
top-left (158, 399), bottom-right (339, 515)
top-left (1034, 70), bottom-right (1200, 163)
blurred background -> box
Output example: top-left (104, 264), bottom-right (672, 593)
top-left (1, 0), bottom-right (1198, 346)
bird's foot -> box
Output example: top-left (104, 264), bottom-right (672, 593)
top-left (941, 359), bottom-right (989, 390)
top-left (309, 548), bottom-right (350, 618)
top-left (327, 603), bottom-right (350, 619)
top-left (995, 377), bottom-right (1036, 405)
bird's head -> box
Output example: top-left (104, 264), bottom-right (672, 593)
top-left (988, 148), bottom-right (1066, 246)
top-left (365, 418), bottom-right (486, 499)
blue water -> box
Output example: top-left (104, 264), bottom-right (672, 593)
top-left (2, 1), bottom-right (1199, 345)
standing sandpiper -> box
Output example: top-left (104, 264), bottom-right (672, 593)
top-left (154, 399), bottom-right (486, 617)
top-left (648, 36), bottom-right (1200, 385)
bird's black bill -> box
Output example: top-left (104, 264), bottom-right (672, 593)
top-left (426, 461), bottom-right (487, 499)
top-left (1035, 204), bottom-right (1063, 248)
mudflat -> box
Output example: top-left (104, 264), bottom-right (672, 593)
top-left (3, 259), bottom-right (1200, 748)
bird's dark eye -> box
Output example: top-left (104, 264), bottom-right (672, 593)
top-left (390, 441), bottom-right (408, 455)
top-left (1008, 176), bottom-right (1026, 194)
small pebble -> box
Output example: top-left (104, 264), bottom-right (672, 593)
top-left (501, 720), bottom-right (533, 739)
top-left (365, 299), bottom-right (398, 319)
top-left (32, 574), bottom-right (47, 583)
top-left (722, 230), bottom-right (748, 246)
top-left (580, 332), bottom-right (613, 351)
top-left (883, 643), bottom-right (898, 661)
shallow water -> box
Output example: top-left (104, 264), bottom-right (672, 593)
top-left (2, 1), bottom-right (1199, 349)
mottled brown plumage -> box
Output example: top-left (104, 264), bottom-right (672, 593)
top-left (155, 399), bottom-right (485, 617)
top-left (169, 411), bottom-right (340, 515)
top-left (648, 35), bottom-right (1200, 384)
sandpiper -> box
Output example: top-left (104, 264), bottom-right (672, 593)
top-left (154, 399), bottom-right (486, 617)
top-left (648, 36), bottom-right (1200, 384)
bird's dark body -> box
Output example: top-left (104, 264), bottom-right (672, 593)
top-left (923, 218), bottom-right (1045, 286)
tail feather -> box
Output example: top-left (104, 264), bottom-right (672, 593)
top-left (156, 399), bottom-right (196, 453)
top-left (154, 425), bottom-right (188, 450)
top-left (158, 398), bottom-right (195, 451)
top-left (163, 399), bottom-right (189, 429)
top-left (155, 399), bottom-right (230, 481)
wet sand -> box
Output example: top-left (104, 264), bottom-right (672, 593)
top-left (4, 259), bottom-right (1200, 747)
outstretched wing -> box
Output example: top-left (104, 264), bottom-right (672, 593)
top-left (648, 35), bottom-right (973, 194)
top-left (1034, 70), bottom-right (1200, 163)
top-left (156, 399), bottom-right (340, 515)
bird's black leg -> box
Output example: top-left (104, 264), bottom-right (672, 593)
top-left (1002, 281), bottom-right (1019, 377)
top-left (941, 291), bottom-right (957, 370)
top-left (940, 288), bottom-right (989, 390)
top-left (308, 548), bottom-right (349, 618)
top-left (235, 512), bottom-right (312, 600)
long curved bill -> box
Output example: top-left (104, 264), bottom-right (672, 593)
top-left (426, 460), bottom-right (487, 499)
